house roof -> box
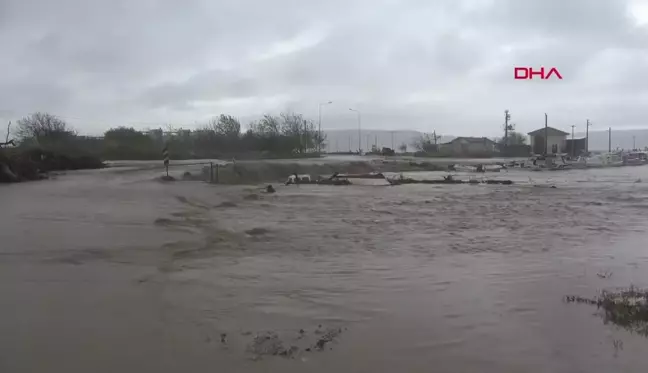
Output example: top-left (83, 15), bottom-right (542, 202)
top-left (527, 127), bottom-right (569, 136)
top-left (445, 137), bottom-right (496, 145)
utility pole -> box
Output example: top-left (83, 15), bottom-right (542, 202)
top-left (544, 113), bottom-right (548, 155)
top-left (571, 125), bottom-right (575, 158)
top-left (432, 131), bottom-right (442, 151)
top-left (374, 135), bottom-right (377, 149)
top-left (585, 119), bottom-right (592, 154)
top-left (633, 135), bottom-right (636, 150)
top-left (349, 108), bottom-right (361, 153)
top-left (318, 101), bottom-right (333, 153)
top-left (366, 134), bottom-right (370, 152)
top-left (608, 127), bottom-right (612, 153)
top-left (504, 110), bottom-right (511, 147)
top-left (348, 136), bottom-right (351, 152)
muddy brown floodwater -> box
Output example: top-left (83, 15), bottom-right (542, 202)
top-left (2, 164), bottom-right (648, 372)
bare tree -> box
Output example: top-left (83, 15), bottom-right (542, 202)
top-left (497, 131), bottom-right (527, 145)
top-left (16, 112), bottom-right (76, 140)
top-left (411, 134), bottom-right (437, 152)
top-left (207, 114), bottom-right (241, 138)
top-left (255, 114), bottom-right (281, 136)
top-left (1, 121), bottom-right (15, 147)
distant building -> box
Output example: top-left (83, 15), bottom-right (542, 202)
top-left (527, 127), bottom-right (569, 155)
top-left (565, 138), bottom-right (587, 156)
top-left (177, 129), bottom-right (191, 138)
top-left (147, 129), bottom-right (164, 143)
top-left (442, 137), bottom-right (498, 156)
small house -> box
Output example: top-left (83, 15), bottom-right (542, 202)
top-left (443, 137), bottom-right (497, 156)
top-left (527, 127), bottom-right (569, 155)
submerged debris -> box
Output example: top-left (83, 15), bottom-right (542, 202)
top-left (159, 175), bottom-right (176, 182)
top-left (565, 286), bottom-right (648, 336)
top-left (386, 175), bottom-right (514, 185)
top-left (313, 328), bottom-right (342, 351)
top-left (247, 332), bottom-right (299, 359)
top-left (245, 326), bottom-right (345, 360)
top-left (245, 227), bottom-right (269, 236)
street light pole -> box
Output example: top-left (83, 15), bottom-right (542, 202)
top-left (544, 113), bottom-right (548, 156)
top-left (571, 125), bottom-right (575, 158)
top-left (318, 101), bottom-right (332, 153)
top-left (585, 119), bottom-right (592, 154)
top-left (349, 108), bottom-right (361, 153)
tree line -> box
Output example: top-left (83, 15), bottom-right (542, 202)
top-left (8, 112), bottom-right (327, 160)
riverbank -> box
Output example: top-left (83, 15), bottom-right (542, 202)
top-left (0, 147), bottom-right (106, 182)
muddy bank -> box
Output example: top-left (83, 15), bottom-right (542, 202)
top-left (0, 147), bottom-right (106, 182)
top-left (203, 159), bottom-right (449, 184)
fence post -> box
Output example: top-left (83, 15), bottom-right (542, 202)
top-left (209, 162), bottom-right (213, 183)
top-left (216, 164), bottom-right (219, 183)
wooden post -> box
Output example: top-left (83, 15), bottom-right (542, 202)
top-left (209, 162), bottom-right (213, 182)
top-left (216, 164), bottom-right (219, 183)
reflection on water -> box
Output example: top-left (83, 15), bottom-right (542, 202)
top-left (2, 165), bottom-right (648, 372)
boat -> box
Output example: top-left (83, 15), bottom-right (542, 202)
top-left (623, 151), bottom-right (648, 166)
top-left (523, 155), bottom-right (573, 171)
top-left (579, 152), bottom-right (624, 168)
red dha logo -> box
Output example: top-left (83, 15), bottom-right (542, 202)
top-left (514, 67), bottom-right (563, 80)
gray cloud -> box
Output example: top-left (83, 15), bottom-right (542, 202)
top-left (1, 0), bottom-right (647, 138)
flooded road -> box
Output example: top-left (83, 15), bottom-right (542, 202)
top-left (2, 165), bottom-right (648, 372)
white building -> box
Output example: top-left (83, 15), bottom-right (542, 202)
top-left (527, 127), bottom-right (569, 155)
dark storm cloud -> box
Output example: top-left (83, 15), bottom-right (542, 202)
top-left (1, 0), bottom-right (647, 137)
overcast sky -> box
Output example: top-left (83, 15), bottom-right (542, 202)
top-left (1, 0), bottom-right (647, 137)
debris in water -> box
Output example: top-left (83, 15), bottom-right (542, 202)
top-left (613, 339), bottom-right (624, 357)
top-left (216, 201), bottom-right (238, 208)
top-left (565, 286), bottom-right (648, 336)
top-left (245, 227), bottom-right (269, 236)
top-left (597, 271), bottom-right (613, 279)
top-left (266, 185), bottom-right (276, 193)
top-left (220, 333), bottom-right (228, 344)
top-left (247, 332), bottom-right (298, 359)
top-left (243, 326), bottom-right (345, 359)
top-left (313, 328), bottom-right (342, 351)
top-left (244, 194), bottom-right (260, 201)
top-left (159, 175), bottom-right (176, 182)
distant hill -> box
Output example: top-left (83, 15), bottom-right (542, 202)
top-left (322, 129), bottom-right (455, 152)
top-left (575, 129), bottom-right (648, 151)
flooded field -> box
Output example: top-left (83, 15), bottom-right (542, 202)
top-left (2, 163), bottom-right (648, 372)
